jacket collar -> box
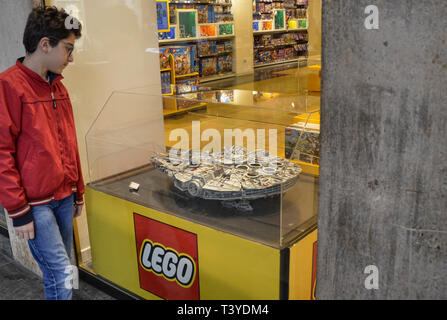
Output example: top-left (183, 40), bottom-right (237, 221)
top-left (16, 57), bottom-right (64, 85)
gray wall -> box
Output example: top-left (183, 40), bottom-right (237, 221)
top-left (0, 0), bottom-right (30, 224)
top-left (317, 0), bottom-right (447, 299)
top-left (0, 0), bottom-right (31, 72)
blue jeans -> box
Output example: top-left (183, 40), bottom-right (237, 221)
top-left (27, 194), bottom-right (75, 300)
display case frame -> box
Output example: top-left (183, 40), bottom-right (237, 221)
top-left (84, 88), bottom-right (318, 300)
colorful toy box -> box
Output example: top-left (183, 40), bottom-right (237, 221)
top-left (285, 122), bottom-right (320, 165)
top-left (217, 55), bottom-right (232, 73)
top-left (262, 20), bottom-right (273, 30)
top-left (176, 78), bottom-right (199, 94)
top-left (199, 57), bottom-right (218, 77)
top-left (159, 47), bottom-right (171, 70)
top-left (198, 5), bottom-right (215, 23)
top-left (161, 71), bottom-right (172, 95)
top-left (158, 26), bottom-right (176, 40)
top-left (197, 40), bottom-right (217, 57)
top-left (200, 24), bottom-right (217, 37)
top-left (171, 45), bottom-right (196, 75)
top-left (218, 23), bottom-right (233, 35)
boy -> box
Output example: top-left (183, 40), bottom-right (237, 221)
top-left (0, 6), bottom-right (84, 300)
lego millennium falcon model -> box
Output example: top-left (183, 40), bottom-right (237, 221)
top-left (151, 146), bottom-right (302, 211)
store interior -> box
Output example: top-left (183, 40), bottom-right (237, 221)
top-left (41, 0), bottom-right (322, 299)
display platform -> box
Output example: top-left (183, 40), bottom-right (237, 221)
top-left (88, 165), bottom-right (317, 249)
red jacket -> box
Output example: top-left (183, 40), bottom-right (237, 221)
top-left (0, 58), bottom-right (84, 227)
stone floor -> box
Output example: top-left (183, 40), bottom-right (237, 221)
top-left (0, 233), bottom-right (115, 300)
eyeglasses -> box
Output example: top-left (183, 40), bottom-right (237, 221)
top-left (47, 37), bottom-right (75, 57)
top-left (61, 41), bottom-right (74, 57)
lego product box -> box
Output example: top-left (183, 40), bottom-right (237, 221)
top-left (159, 47), bottom-right (171, 70)
top-left (219, 23), bottom-right (233, 35)
top-left (176, 78), bottom-right (199, 94)
top-left (223, 40), bottom-right (232, 51)
top-left (285, 123), bottom-right (320, 165)
top-left (197, 40), bottom-right (217, 57)
top-left (198, 5), bottom-right (215, 23)
top-left (298, 19), bottom-right (307, 29)
top-left (199, 57), bottom-right (218, 77)
top-left (158, 26), bottom-right (176, 40)
top-left (161, 71), bottom-right (172, 95)
top-left (262, 20), bottom-right (273, 30)
top-left (217, 55), bottom-right (232, 73)
top-left (171, 46), bottom-right (196, 75)
top-left (200, 24), bottom-right (217, 37)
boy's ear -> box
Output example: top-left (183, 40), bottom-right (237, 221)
top-left (39, 37), bottom-right (51, 54)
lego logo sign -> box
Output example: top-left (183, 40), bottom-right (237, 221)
top-left (139, 240), bottom-right (196, 288)
top-left (134, 213), bottom-right (200, 300)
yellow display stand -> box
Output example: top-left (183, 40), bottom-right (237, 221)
top-left (307, 65), bottom-right (321, 93)
top-left (289, 229), bottom-right (318, 300)
top-left (85, 187), bottom-right (317, 300)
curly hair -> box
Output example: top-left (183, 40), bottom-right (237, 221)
top-left (23, 6), bottom-right (82, 54)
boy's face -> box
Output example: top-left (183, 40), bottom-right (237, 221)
top-left (45, 33), bottom-right (76, 75)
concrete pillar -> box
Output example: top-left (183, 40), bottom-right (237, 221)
top-left (0, 0), bottom-right (31, 71)
top-left (317, 0), bottom-right (447, 299)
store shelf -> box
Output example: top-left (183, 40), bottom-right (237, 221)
top-left (253, 28), bottom-right (307, 35)
top-left (254, 42), bottom-right (306, 50)
top-left (169, 1), bottom-right (232, 6)
top-left (253, 0), bottom-right (309, 69)
top-left (159, 35), bottom-right (235, 45)
top-left (176, 72), bottom-right (199, 79)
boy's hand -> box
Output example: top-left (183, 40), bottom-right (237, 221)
top-left (14, 222), bottom-right (35, 241)
top-left (74, 204), bottom-right (83, 218)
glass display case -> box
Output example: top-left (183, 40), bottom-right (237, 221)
top-left (86, 87), bottom-right (317, 249)
top-left (84, 87), bottom-right (318, 300)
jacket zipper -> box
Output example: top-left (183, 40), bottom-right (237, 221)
top-left (51, 92), bottom-right (57, 109)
